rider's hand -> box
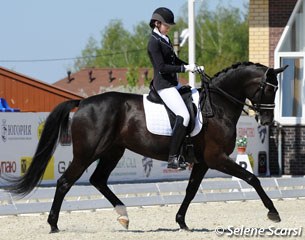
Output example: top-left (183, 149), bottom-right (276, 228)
top-left (184, 64), bottom-right (204, 73)
top-left (184, 64), bottom-right (197, 72)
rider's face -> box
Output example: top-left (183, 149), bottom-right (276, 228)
top-left (159, 23), bottom-right (171, 35)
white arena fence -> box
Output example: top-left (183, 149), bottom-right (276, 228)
top-left (0, 177), bottom-right (304, 215)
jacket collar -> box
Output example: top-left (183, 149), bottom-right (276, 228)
top-left (153, 28), bottom-right (169, 43)
top-left (151, 31), bottom-right (173, 48)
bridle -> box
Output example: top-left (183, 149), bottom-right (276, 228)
top-left (198, 67), bottom-right (278, 117)
top-left (250, 68), bottom-right (278, 113)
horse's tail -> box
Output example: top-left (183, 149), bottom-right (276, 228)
top-left (5, 99), bottom-right (81, 197)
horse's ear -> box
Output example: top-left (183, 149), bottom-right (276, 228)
top-left (274, 65), bottom-right (289, 75)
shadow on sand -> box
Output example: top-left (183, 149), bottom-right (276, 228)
top-left (117, 227), bottom-right (215, 233)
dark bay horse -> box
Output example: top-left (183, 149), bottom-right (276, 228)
top-left (5, 62), bottom-right (287, 233)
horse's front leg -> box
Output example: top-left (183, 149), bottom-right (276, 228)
top-left (212, 154), bottom-right (280, 222)
top-left (176, 161), bottom-right (208, 230)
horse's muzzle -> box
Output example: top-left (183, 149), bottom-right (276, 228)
top-left (255, 112), bottom-right (274, 126)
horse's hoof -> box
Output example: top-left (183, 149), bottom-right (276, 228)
top-left (49, 226), bottom-right (60, 234)
top-left (267, 211), bottom-right (281, 222)
top-left (178, 222), bottom-right (190, 231)
top-left (180, 226), bottom-right (190, 231)
top-left (117, 215), bottom-right (129, 229)
top-left (176, 214), bottom-right (189, 230)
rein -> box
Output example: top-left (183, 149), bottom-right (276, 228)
top-left (210, 86), bottom-right (256, 115)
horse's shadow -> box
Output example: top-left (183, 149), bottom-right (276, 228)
top-left (118, 228), bottom-right (213, 233)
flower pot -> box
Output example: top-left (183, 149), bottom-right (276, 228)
top-left (237, 146), bottom-right (246, 154)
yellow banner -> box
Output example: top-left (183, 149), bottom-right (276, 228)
top-left (20, 156), bottom-right (55, 180)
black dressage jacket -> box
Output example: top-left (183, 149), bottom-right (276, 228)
top-left (147, 31), bottom-right (187, 91)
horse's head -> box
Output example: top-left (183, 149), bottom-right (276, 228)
top-left (244, 64), bottom-right (288, 125)
top-left (204, 62), bottom-right (288, 126)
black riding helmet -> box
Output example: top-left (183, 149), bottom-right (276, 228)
top-left (149, 7), bottom-right (176, 28)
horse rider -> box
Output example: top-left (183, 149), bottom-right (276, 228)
top-left (147, 7), bottom-right (204, 170)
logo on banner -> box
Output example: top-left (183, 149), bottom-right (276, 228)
top-left (1, 119), bottom-right (32, 142)
top-left (142, 156), bottom-right (153, 177)
top-left (258, 125), bottom-right (267, 143)
top-left (1, 119), bottom-right (8, 142)
top-left (20, 156), bottom-right (55, 180)
top-left (0, 161), bottom-right (17, 175)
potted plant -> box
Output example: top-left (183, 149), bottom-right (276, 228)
top-left (236, 136), bottom-right (247, 154)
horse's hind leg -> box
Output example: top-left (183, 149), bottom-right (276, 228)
top-left (47, 159), bottom-right (90, 233)
top-left (213, 156), bottom-right (280, 222)
top-left (89, 147), bottom-right (129, 228)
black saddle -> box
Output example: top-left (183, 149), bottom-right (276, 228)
top-left (147, 83), bottom-right (197, 135)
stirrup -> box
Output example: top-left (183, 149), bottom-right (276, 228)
top-left (167, 155), bottom-right (187, 171)
top-left (178, 155), bottom-right (188, 170)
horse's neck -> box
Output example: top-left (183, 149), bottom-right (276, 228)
top-left (212, 91), bottom-right (244, 126)
top-left (215, 71), bottom-right (244, 92)
top-left (211, 71), bottom-right (249, 125)
top-left (209, 64), bottom-right (267, 125)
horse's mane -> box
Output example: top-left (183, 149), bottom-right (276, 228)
top-left (210, 61), bottom-right (267, 81)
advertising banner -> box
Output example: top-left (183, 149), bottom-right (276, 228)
top-left (0, 113), bottom-right (268, 186)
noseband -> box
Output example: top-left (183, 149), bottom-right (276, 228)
top-left (251, 68), bottom-right (278, 112)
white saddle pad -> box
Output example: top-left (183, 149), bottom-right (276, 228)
top-left (143, 88), bottom-right (203, 137)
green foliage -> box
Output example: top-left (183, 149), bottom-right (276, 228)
top-left (196, 3), bottom-right (249, 76)
top-left (74, 4), bottom-right (249, 85)
top-left (74, 36), bottom-right (98, 70)
top-left (95, 20), bottom-right (132, 68)
top-left (126, 66), bottom-right (139, 87)
top-left (128, 21), bottom-right (152, 67)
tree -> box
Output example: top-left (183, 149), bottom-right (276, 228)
top-left (126, 66), bottom-right (139, 88)
top-left (74, 36), bottom-right (98, 71)
top-left (95, 20), bottom-right (132, 67)
top-left (127, 21), bottom-right (151, 67)
top-left (196, 3), bottom-right (249, 76)
top-left (74, 4), bottom-right (249, 84)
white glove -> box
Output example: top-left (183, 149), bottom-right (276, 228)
top-left (184, 64), bottom-right (204, 73)
top-left (184, 64), bottom-right (196, 72)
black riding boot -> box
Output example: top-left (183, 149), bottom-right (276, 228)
top-left (167, 116), bottom-right (187, 170)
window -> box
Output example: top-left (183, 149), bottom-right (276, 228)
top-left (275, 0), bottom-right (305, 124)
top-left (281, 58), bottom-right (304, 117)
top-left (279, 2), bottom-right (305, 52)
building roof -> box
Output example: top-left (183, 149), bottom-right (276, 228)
top-left (0, 66), bottom-right (83, 99)
top-left (53, 67), bottom-right (189, 97)
top-left (0, 66), bottom-right (84, 112)
top-left (53, 68), bottom-right (150, 97)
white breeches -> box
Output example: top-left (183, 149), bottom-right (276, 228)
top-left (157, 85), bottom-right (190, 127)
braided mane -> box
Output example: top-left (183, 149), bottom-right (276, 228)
top-left (211, 61), bottom-right (266, 81)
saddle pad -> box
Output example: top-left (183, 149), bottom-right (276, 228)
top-left (143, 88), bottom-right (203, 137)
